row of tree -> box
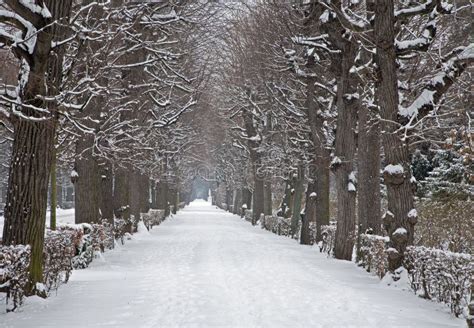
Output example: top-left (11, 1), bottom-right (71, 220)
top-left (205, 0), bottom-right (472, 273)
top-left (0, 0), bottom-right (218, 294)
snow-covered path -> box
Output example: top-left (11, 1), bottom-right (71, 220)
top-left (1, 200), bottom-right (464, 328)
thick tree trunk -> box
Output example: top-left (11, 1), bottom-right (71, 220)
top-left (50, 146), bottom-right (57, 230)
top-left (301, 180), bottom-right (317, 245)
top-left (2, 0), bottom-right (73, 293)
top-left (3, 119), bottom-right (57, 291)
top-left (99, 162), bottom-right (114, 224)
top-left (333, 39), bottom-right (358, 261)
top-left (242, 187), bottom-right (252, 216)
top-left (357, 105), bottom-right (381, 235)
top-left (252, 176), bottom-right (264, 225)
top-left (374, 0), bottom-right (415, 272)
top-left (157, 179), bottom-right (169, 217)
top-left (129, 170), bottom-right (141, 227)
top-left (233, 188), bottom-right (242, 215)
top-left (74, 135), bottom-right (101, 224)
top-left (304, 69), bottom-right (330, 242)
top-left (291, 165), bottom-right (304, 237)
top-left (263, 180), bottom-right (272, 216)
top-left (114, 167), bottom-right (130, 220)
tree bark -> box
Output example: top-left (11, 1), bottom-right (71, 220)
top-left (374, 0), bottom-right (415, 272)
top-left (291, 165), bottom-right (304, 237)
top-left (2, 0), bottom-right (73, 293)
top-left (332, 34), bottom-right (358, 261)
top-left (357, 104), bottom-right (381, 235)
top-left (50, 145), bottom-right (57, 230)
top-left (301, 179), bottom-right (317, 245)
top-left (263, 180), bottom-right (272, 216)
top-left (99, 162), bottom-right (114, 224)
top-left (74, 135), bottom-right (101, 224)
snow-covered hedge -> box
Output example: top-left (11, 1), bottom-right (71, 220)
top-left (43, 230), bottom-right (76, 291)
top-left (404, 246), bottom-right (472, 317)
top-left (260, 215), bottom-right (301, 238)
top-left (244, 209), bottom-right (253, 222)
top-left (141, 209), bottom-right (165, 231)
top-left (0, 245), bottom-right (30, 311)
top-left (319, 223), bottom-right (336, 255)
top-left (357, 234), bottom-right (389, 278)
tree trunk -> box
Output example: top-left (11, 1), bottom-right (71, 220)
top-left (304, 67), bottom-right (330, 242)
top-left (74, 136), bottom-right (101, 224)
top-left (357, 104), bottom-right (381, 235)
top-left (252, 176), bottom-right (264, 225)
top-left (129, 170), bottom-right (141, 227)
top-left (99, 162), bottom-right (114, 224)
top-left (50, 145), bottom-right (57, 230)
top-left (374, 0), bottom-right (415, 272)
top-left (233, 188), bottom-right (242, 215)
top-left (301, 180), bottom-right (317, 245)
top-left (2, 0), bottom-right (73, 293)
top-left (291, 165), bottom-right (304, 237)
top-left (114, 167), bottom-right (130, 220)
top-left (333, 39), bottom-right (358, 261)
top-left (3, 119), bottom-right (57, 291)
top-left (264, 180), bottom-right (272, 216)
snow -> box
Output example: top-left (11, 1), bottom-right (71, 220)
top-left (384, 164), bottom-right (404, 175)
top-left (393, 227), bottom-right (408, 236)
top-left (408, 209), bottom-right (418, 218)
top-left (0, 200), bottom-right (464, 327)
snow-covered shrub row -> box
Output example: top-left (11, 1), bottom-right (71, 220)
top-left (319, 223), bottom-right (336, 255)
top-left (141, 209), bottom-right (165, 231)
top-left (114, 215), bottom-right (139, 244)
top-left (43, 230), bottom-right (76, 291)
top-left (357, 234), bottom-right (389, 278)
top-left (0, 245), bottom-right (30, 312)
top-left (244, 209), bottom-right (253, 223)
top-left (260, 215), bottom-right (299, 237)
top-left (404, 246), bottom-right (472, 317)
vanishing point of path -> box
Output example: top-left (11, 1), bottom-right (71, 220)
top-left (2, 200), bottom-right (463, 328)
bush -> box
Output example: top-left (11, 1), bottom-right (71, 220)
top-left (319, 222), bottom-right (336, 255)
top-left (141, 209), bottom-right (165, 231)
top-left (43, 230), bottom-right (76, 291)
top-left (404, 246), bottom-right (472, 317)
top-left (0, 245), bottom-right (30, 312)
top-left (357, 234), bottom-right (389, 278)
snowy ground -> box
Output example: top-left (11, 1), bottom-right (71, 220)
top-left (0, 208), bottom-right (75, 234)
top-left (1, 200), bottom-right (464, 327)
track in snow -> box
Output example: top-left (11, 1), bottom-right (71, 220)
top-left (1, 200), bottom-right (463, 327)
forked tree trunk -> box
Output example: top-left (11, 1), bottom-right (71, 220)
top-left (374, 0), bottom-right (415, 272)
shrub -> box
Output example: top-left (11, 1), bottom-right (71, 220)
top-left (357, 234), bottom-right (389, 278)
top-left (319, 222), bottom-right (336, 255)
top-left (404, 246), bottom-right (472, 317)
top-left (0, 245), bottom-right (30, 312)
